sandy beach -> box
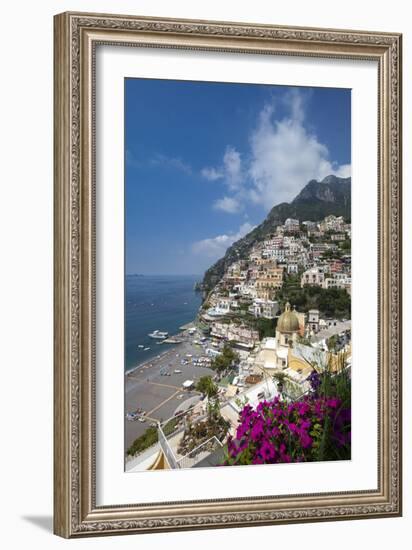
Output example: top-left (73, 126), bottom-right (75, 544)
top-left (125, 330), bottom-right (216, 450)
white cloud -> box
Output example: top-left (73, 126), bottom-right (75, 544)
top-left (334, 163), bottom-right (352, 178)
top-left (150, 153), bottom-right (192, 174)
top-left (222, 147), bottom-right (244, 190)
top-left (282, 88), bottom-right (305, 124)
top-left (201, 146), bottom-right (244, 191)
top-left (192, 222), bottom-right (254, 260)
top-left (248, 91), bottom-right (351, 207)
top-left (201, 167), bottom-right (223, 181)
top-left (213, 196), bottom-right (242, 214)
top-left (202, 89), bottom-right (351, 213)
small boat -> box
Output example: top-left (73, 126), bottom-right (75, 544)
top-left (137, 345), bottom-right (144, 349)
top-left (144, 347), bottom-right (150, 351)
top-left (148, 330), bottom-right (169, 340)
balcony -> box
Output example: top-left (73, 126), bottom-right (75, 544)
top-left (157, 407), bottom-right (225, 469)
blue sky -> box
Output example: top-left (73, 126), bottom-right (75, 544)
top-left (125, 78), bottom-right (351, 276)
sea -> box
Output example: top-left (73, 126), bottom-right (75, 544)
top-left (125, 274), bottom-right (203, 372)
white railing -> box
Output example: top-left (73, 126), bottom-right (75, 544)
top-left (175, 436), bottom-right (223, 470)
top-left (158, 424), bottom-right (179, 469)
top-left (157, 404), bottom-right (225, 469)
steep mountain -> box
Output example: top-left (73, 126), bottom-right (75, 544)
top-left (202, 175), bottom-right (351, 293)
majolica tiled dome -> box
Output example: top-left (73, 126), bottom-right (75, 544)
top-left (277, 302), bottom-right (300, 333)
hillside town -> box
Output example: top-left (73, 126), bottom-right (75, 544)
top-left (203, 213), bottom-right (351, 320)
top-left (198, 213), bottom-right (351, 406)
top-left (126, 214), bottom-right (352, 471)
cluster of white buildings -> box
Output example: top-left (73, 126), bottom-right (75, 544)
top-left (204, 215), bottom-right (351, 321)
top-left (210, 322), bottom-right (260, 349)
top-left (248, 298), bottom-right (279, 319)
top-left (319, 215), bottom-right (349, 233)
top-left (300, 261), bottom-right (351, 295)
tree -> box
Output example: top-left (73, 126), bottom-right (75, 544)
top-left (277, 282), bottom-right (350, 319)
top-left (340, 239), bottom-right (351, 252)
top-left (206, 394), bottom-right (221, 421)
top-left (211, 344), bottom-right (239, 374)
top-left (327, 335), bottom-right (338, 352)
top-left (255, 318), bottom-right (277, 339)
top-left (222, 344), bottom-right (239, 362)
top-left (196, 376), bottom-right (218, 398)
top-left (211, 354), bottom-right (228, 374)
top-left (273, 371), bottom-right (287, 393)
top-left (321, 248), bottom-right (342, 260)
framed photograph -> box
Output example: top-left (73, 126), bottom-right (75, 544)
top-left (54, 12), bottom-right (402, 537)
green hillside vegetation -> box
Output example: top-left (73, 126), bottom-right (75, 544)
top-left (127, 427), bottom-right (158, 457)
top-left (127, 417), bottom-right (180, 457)
top-left (233, 314), bottom-right (278, 339)
top-left (277, 283), bottom-right (351, 319)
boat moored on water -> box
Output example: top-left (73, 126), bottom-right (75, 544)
top-left (148, 330), bottom-right (169, 340)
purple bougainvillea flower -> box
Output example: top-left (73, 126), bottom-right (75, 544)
top-left (270, 426), bottom-right (280, 438)
top-left (251, 420), bottom-right (264, 441)
top-left (297, 402), bottom-right (310, 416)
top-left (327, 398), bottom-right (341, 409)
top-left (287, 422), bottom-right (297, 433)
top-left (265, 415), bottom-right (274, 426)
top-left (259, 440), bottom-right (276, 461)
top-left (300, 419), bottom-right (311, 430)
top-left (300, 432), bottom-right (313, 449)
top-left (236, 422), bottom-right (249, 440)
top-left (224, 386), bottom-right (351, 466)
top-left (280, 453), bottom-right (292, 463)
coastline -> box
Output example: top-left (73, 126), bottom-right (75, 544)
top-left (124, 323), bottom-right (215, 450)
top-left (125, 328), bottom-right (191, 377)
top-left (125, 274), bottom-right (202, 371)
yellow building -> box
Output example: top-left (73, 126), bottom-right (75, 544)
top-left (255, 266), bottom-right (284, 300)
top-left (287, 344), bottom-right (351, 376)
top-left (256, 302), bottom-right (350, 378)
top-left (254, 302), bottom-right (302, 371)
top-left (275, 302), bottom-right (301, 347)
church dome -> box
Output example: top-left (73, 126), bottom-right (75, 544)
top-left (277, 302), bottom-right (300, 333)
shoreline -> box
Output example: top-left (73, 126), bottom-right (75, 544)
top-left (125, 274), bottom-right (202, 374)
top-left (125, 327), bottom-right (193, 378)
top-left (124, 324), bottom-right (215, 449)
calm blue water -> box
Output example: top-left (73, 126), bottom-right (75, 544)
top-left (125, 275), bottom-right (202, 371)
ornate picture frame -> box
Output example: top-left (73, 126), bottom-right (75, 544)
top-left (53, 11), bottom-right (402, 538)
